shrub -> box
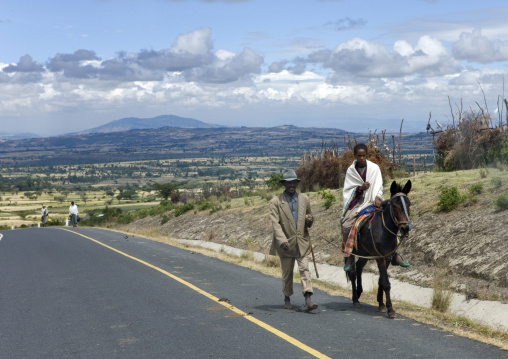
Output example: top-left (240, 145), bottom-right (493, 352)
top-left (437, 186), bottom-right (465, 211)
top-left (318, 189), bottom-right (336, 209)
top-left (83, 206), bottom-right (123, 226)
top-left (391, 169), bottom-right (407, 179)
top-left (256, 189), bottom-right (274, 202)
top-left (494, 194), bottom-right (508, 211)
top-left (46, 218), bottom-right (65, 227)
top-left (431, 268), bottom-right (454, 312)
top-left (468, 183), bottom-right (483, 195)
top-left (117, 212), bottom-right (136, 224)
top-left (491, 177), bottom-right (503, 189)
top-left (296, 143), bottom-right (395, 190)
top-left (174, 203), bottom-right (194, 217)
top-left (209, 205), bottom-right (223, 214)
top-left (478, 168), bottom-right (488, 179)
top-left (197, 201), bottom-right (213, 211)
top-left (160, 214), bottom-right (171, 225)
top-left (14, 210), bottom-right (34, 220)
top-left (432, 111), bottom-right (506, 171)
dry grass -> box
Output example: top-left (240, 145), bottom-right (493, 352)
top-left (431, 268), bottom-right (454, 312)
top-left (262, 249), bottom-right (281, 268)
top-left (240, 250), bottom-right (255, 261)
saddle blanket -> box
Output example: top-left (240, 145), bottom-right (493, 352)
top-left (343, 205), bottom-right (375, 257)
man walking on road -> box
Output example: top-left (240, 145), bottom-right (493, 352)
top-left (269, 169), bottom-right (318, 312)
top-left (69, 201), bottom-right (79, 227)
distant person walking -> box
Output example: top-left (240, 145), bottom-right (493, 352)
top-left (269, 169), bottom-right (318, 312)
top-left (40, 205), bottom-right (48, 227)
top-left (69, 201), bottom-right (79, 227)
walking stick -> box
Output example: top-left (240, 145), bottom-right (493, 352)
top-left (310, 240), bottom-right (319, 278)
top-left (306, 214), bottom-right (319, 278)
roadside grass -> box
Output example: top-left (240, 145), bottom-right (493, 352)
top-left (431, 268), bottom-right (454, 312)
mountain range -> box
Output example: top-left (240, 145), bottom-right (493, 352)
top-left (71, 115), bottom-right (223, 135)
top-left (0, 132), bottom-right (40, 140)
top-left (0, 124), bottom-right (433, 167)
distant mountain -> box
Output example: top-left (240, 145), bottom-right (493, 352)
top-left (0, 125), bottom-right (433, 167)
top-left (0, 132), bottom-right (40, 140)
top-left (75, 115), bottom-right (223, 134)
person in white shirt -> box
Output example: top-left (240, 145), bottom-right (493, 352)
top-left (69, 201), bottom-right (79, 227)
top-left (40, 205), bottom-right (48, 227)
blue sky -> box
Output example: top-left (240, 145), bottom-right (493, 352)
top-left (1, 0), bottom-right (508, 136)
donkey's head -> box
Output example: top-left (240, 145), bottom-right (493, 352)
top-left (389, 180), bottom-right (412, 233)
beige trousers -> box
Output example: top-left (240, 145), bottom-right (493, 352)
top-left (280, 256), bottom-right (313, 297)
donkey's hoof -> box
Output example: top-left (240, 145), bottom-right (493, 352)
top-left (353, 301), bottom-right (361, 308)
top-left (387, 310), bottom-right (396, 319)
top-left (378, 305), bottom-right (387, 313)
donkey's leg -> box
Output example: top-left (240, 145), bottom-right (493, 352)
top-left (375, 259), bottom-right (388, 313)
top-left (355, 258), bottom-right (368, 300)
top-left (378, 260), bottom-right (395, 318)
top-left (376, 275), bottom-right (386, 313)
top-left (347, 264), bottom-right (360, 307)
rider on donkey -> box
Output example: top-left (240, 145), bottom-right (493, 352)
top-left (341, 143), bottom-right (410, 271)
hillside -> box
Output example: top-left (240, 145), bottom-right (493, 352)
top-left (117, 168), bottom-right (508, 303)
top-left (0, 125), bottom-right (433, 166)
top-left (0, 132), bottom-right (40, 140)
top-left (72, 114), bottom-right (222, 135)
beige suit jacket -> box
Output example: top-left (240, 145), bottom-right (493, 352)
top-left (269, 192), bottom-right (312, 258)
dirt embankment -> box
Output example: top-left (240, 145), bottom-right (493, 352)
top-left (122, 190), bottom-right (508, 303)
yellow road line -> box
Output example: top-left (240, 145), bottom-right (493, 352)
top-left (60, 228), bottom-right (331, 359)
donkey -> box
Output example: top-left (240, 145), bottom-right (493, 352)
top-left (347, 180), bottom-right (412, 318)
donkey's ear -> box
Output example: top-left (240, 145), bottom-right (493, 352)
top-left (402, 180), bottom-right (412, 194)
top-left (390, 181), bottom-right (398, 196)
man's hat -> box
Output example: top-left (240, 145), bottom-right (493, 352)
top-left (280, 169), bottom-right (301, 183)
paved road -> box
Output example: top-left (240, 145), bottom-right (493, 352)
top-left (0, 227), bottom-right (505, 359)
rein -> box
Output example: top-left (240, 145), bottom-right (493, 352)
top-left (355, 193), bottom-right (411, 260)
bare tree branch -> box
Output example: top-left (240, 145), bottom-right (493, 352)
top-left (448, 96), bottom-right (456, 128)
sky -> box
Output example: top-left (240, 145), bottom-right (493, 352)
top-left (1, 0), bottom-right (508, 137)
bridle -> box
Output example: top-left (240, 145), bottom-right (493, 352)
top-left (383, 192), bottom-right (412, 236)
top-left (358, 192), bottom-right (411, 260)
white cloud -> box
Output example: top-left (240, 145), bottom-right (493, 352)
top-left (314, 35), bottom-right (461, 80)
top-left (171, 27), bottom-right (212, 56)
top-left (2, 24), bottom-right (508, 136)
top-left (453, 28), bottom-right (508, 63)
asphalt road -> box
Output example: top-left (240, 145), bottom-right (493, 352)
top-left (0, 227), bottom-right (505, 359)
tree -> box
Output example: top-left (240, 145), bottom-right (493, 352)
top-left (152, 182), bottom-right (179, 202)
top-left (79, 191), bottom-right (88, 205)
top-left (265, 173), bottom-right (284, 191)
top-left (116, 189), bottom-right (138, 201)
top-left (54, 195), bottom-right (65, 203)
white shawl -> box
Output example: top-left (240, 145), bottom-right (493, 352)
top-left (342, 159), bottom-right (384, 216)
